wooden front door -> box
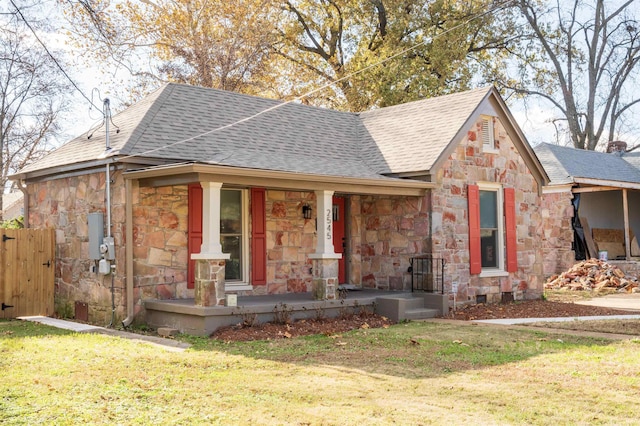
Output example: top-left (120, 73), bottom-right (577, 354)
top-left (332, 196), bottom-right (346, 284)
top-left (0, 228), bottom-right (55, 318)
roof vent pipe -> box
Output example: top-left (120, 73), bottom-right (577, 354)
top-left (606, 141), bottom-right (627, 153)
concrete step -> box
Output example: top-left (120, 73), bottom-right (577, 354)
top-left (404, 297), bottom-right (426, 310)
top-left (404, 308), bottom-right (439, 320)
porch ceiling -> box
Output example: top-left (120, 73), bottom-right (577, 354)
top-left (123, 163), bottom-right (434, 196)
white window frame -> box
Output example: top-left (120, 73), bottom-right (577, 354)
top-left (480, 115), bottom-right (498, 153)
top-left (222, 188), bottom-right (252, 291)
top-left (477, 182), bottom-right (508, 278)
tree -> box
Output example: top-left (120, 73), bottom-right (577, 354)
top-left (274, 0), bottom-right (520, 111)
top-left (0, 1), bottom-right (70, 220)
top-left (63, 0), bottom-right (279, 99)
top-left (64, 0), bottom-right (521, 111)
top-left (505, 0), bottom-right (640, 150)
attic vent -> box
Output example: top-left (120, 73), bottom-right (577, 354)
top-left (481, 117), bottom-right (495, 150)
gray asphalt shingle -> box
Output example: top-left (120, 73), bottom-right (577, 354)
top-left (17, 83), bottom-right (495, 179)
top-left (534, 143), bottom-right (640, 185)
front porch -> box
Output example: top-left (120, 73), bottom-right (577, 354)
top-left (145, 289), bottom-right (449, 336)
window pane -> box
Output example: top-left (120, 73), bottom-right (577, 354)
top-left (479, 190), bottom-right (497, 229)
top-left (480, 229), bottom-right (498, 268)
top-left (221, 236), bottom-right (241, 280)
top-left (221, 190), bottom-right (242, 234)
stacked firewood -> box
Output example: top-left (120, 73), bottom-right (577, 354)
top-left (544, 259), bottom-right (639, 293)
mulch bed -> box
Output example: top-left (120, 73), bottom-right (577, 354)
top-left (209, 299), bottom-right (638, 341)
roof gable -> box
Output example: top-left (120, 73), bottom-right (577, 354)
top-left (358, 87), bottom-right (493, 174)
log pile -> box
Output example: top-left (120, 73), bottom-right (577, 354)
top-left (544, 259), bottom-right (639, 293)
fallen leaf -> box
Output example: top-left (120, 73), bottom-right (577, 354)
top-left (410, 338), bottom-right (420, 346)
top-left (360, 323), bottom-right (370, 329)
top-left (335, 342), bottom-right (347, 346)
top-left (328, 334), bottom-right (342, 339)
top-left (453, 339), bottom-right (463, 344)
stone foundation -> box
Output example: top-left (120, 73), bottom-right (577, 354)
top-left (194, 259), bottom-right (226, 306)
top-left (312, 258), bottom-right (338, 300)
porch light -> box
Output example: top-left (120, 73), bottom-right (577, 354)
top-left (302, 204), bottom-right (312, 219)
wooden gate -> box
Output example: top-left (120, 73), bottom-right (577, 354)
top-left (0, 229), bottom-right (55, 319)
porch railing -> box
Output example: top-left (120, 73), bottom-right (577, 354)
top-left (410, 255), bottom-right (445, 294)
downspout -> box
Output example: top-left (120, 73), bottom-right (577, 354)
top-left (122, 177), bottom-right (135, 328)
top-left (18, 180), bottom-right (29, 228)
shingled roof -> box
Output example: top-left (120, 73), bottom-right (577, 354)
top-left (15, 83), bottom-right (540, 184)
top-left (534, 143), bottom-right (640, 186)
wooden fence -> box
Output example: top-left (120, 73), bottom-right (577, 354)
top-left (0, 228), bottom-right (55, 319)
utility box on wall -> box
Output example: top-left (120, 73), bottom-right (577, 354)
top-left (88, 213), bottom-right (104, 260)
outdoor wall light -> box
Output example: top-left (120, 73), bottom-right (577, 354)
top-left (302, 204), bottom-right (312, 219)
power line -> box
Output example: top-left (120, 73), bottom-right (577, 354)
top-left (8, 0), bottom-right (102, 111)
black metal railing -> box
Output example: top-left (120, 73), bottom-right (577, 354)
top-left (410, 255), bottom-right (445, 294)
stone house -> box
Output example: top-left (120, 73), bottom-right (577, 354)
top-left (534, 142), bottom-right (640, 273)
top-left (11, 83), bottom-right (550, 330)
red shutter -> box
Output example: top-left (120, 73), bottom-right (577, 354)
top-left (504, 187), bottom-right (518, 273)
top-left (251, 187), bottom-right (267, 285)
top-left (468, 184), bottom-right (482, 275)
top-left (187, 183), bottom-right (203, 289)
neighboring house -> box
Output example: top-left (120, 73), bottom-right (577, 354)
top-left (11, 83), bottom-right (549, 327)
top-left (1, 192), bottom-right (24, 222)
top-left (535, 142), bottom-right (640, 270)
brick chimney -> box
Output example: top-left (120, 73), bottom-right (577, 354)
top-left (606, 141), bottom-right (627, 153)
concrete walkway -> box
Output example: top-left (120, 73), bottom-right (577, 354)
top-left (574, 293), bottom-right (640, 311)
top-left (474, 314), bottom-right (640, 325)
top-left (18, 316), bottom-right (190, 352)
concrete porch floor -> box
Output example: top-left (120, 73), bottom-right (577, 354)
top-left (144, 289), bottom-right (445, 336)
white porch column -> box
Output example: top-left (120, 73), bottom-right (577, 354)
top-left (191, 181), bottom-right (229, 307)
top-left (192, 182), bottom-right (230, 260)
top-left (309, 190), bottom-right (341, 300)
top-left (310, 190), bottom-right (341, 257)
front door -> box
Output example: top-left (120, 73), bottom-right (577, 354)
top-left (332, 196), bottom-right (346, 284)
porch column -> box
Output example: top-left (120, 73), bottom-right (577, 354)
top-left (623, 189), bottom-right (631, 260)
top-left (309, 190), bottom-right (341, 300)
top-left (191, 182), bottom-right (230, 306)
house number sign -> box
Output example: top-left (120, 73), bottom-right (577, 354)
top-left (326, 208), bottom-right (332, 240)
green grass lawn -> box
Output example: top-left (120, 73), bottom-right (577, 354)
top-left (2, 319), bottom-right (639, 425)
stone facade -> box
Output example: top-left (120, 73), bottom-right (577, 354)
top-left (263, 190), bottom-right (316, 295)
top-left (28, 169), bottom-right (127, 324)
top-left (432, 117), bottom-right (544, 304)
top-left (350, 194), bottom-right (431, 291)
top-left (539, 190), bottom-right (575, 277)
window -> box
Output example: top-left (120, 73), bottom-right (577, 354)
top-left (188, 185), bottom-right (260, 290)
top-left (220, 189), bottom-right (249, 283)
top-left (479, 186), bottom-right (503, 270)
top-left (468, 184), bottom-right (517, 276)
top-left (480, 116), bottom-right (496, 151)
